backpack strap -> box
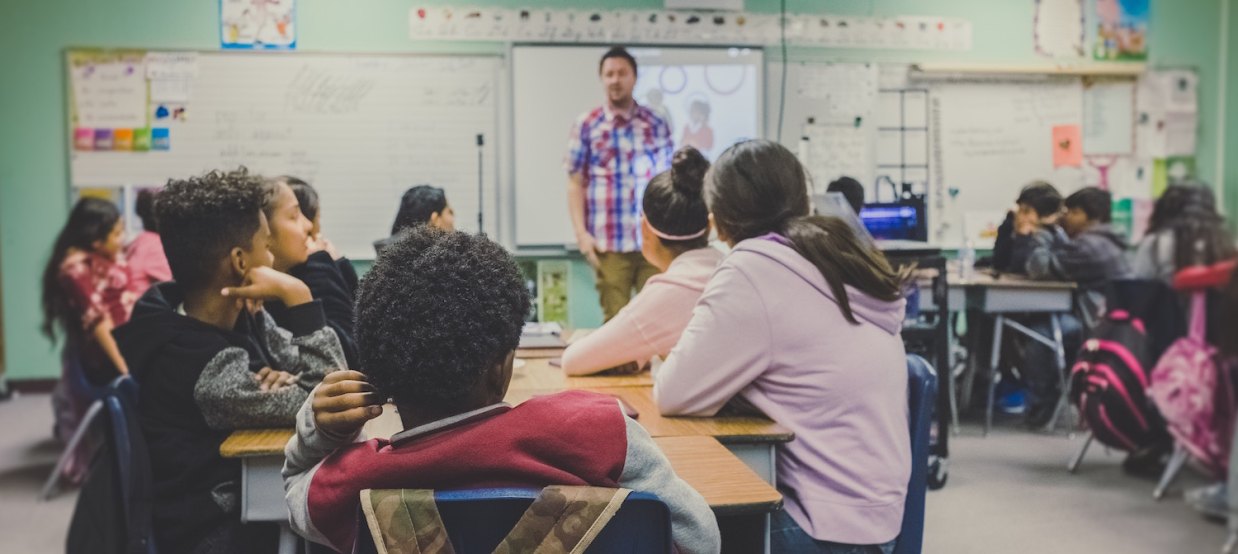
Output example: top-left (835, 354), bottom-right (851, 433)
top-left (360, 489), bottom-right (455, 554)
top-left (494, 486), bottom-right (632, 554)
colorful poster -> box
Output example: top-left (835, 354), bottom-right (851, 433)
top-left (1093, 0), bottom-right (1149, 61)
top-left (1052, 124), bottom-right (1084, 168)
top-left (69, 52), bottom-right (147, 130)
top-left (221, 0), bottom-right (296, 50)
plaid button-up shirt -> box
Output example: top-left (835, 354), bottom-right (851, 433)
top-left (565, 103), bottom-right (673, 253)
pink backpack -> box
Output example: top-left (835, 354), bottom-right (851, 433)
top-left (1148, 292), bottom-right (1237, 477)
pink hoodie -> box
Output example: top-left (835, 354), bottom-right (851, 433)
top-left (654, 236), bottom-right (910, 545)
top-left (562, 247), bottom-right (724, 375)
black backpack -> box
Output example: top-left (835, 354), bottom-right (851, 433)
top-left (1069, 310), bottom-right (1171, 451)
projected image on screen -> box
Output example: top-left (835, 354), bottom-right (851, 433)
top-left (632, 50), bottom-right (760, 160)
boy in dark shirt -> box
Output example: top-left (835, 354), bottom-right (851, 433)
top-left (113, 168), bottom-right (345, 553)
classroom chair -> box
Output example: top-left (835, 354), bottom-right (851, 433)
top-left (894, 354), bottom-right (938, 554)
top-left (65, 376), bottom-right (157, 554)
top-left (42, 348), bottom-right (110, 500)
top-left (352, 487), bottom-right (672, 554)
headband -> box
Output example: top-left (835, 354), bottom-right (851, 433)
top-left (643, 213), bottom-right (709, 241)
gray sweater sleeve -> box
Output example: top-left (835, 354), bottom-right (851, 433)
top-left (259, 304), bottom-right (347, 388)
top-left (192, 347), bottom-right (314, 430)
top-left (282, 390), bottom-right (364, 546)
top-left (618, 415), bottom-right (721, 554)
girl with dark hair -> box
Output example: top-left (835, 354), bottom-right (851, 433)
top-left (125, 188), bottom-right (172, 293)
top-left (374, 185), bottom-right (454, 255)
top-left (263, 176), bottom-right (361, 368)
top-left (1134, 183), bottom-right (1235, 282)
top-left (561, 147), bottom-right (723, 376)
top-left (42, 197), bottom-right (140, 482)
top-left (654, 140), bottom-right (909, 553)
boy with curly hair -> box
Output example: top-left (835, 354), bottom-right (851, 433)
top-left (282, 226), bottom-right (719, 553)
top-left (113, 168), bottom-right (346, 553)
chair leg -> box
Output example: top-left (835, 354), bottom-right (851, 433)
top-left (1153, 444), bottom-right (1190, 501)
top-left (41, 399), bottom-right (104, 500)
top-left (1067, 432), bottom-right (1094, 473)
top-left (1044, 314), bottom-right (1069, 432)
top-left (985, 316), bottom-right (1005, 436)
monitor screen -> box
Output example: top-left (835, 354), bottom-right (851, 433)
top-left (860, 203), bottom-right (924, 241)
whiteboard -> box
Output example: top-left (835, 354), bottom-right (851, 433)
top-left (69, 51), bottom-right (501, 259)
top-left (512, 45), bottom-right (763, 247)
top-left (929, 78), bottom-right (1085, 247)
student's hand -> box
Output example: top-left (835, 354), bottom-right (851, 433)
top-left (221, 266), bottom-right (313, 307)
top-left (307, 235), bottom-right (341, 260)
top-left (255, 367), bottom-right (298, 392)
top-left (602, 360), bottom-right (650, 375)
top-left (1014, 208), bottom-right (1040, 236)
top-left (312, 370), bottom-right (384, 437)
top-left (576, 232), bottom-right (602, 268)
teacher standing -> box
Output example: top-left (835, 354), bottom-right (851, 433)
top-left (565, 46), bottom-right (674, 321)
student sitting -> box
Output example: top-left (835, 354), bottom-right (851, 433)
top-left (283, 227), bottom-right (719, 553)
top-left (652, 140), bottom-right (909, 553)
top-left (826, 175), bottom-right (865, 216)
top-left (1019, 186), bottom-right (1131, 287)
top-left (373, 184), bottom-right (455, 255)
top-left (987, 181), bottom-right (1062, 273)
top-left (113, 169), bottom-right (345, 554)
top-left (263, 176), bottom-right (360, 368)
top-left (1133, 183), bottom-right (1235, 283)
top-left (42, 198), bottom-right (140, 483)
top-left (285, 175), bottom-right (361, 293)
top-left (125, 188), bottom-right (172, 294)
top-left (561, 147), bottom-right (723, 375)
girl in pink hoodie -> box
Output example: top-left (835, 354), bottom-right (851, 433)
top-left (655, 140), bottom-right (911, 553)
top-left (562, 146), bottom-right (724, 375)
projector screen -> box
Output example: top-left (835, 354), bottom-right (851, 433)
top-left (512, 45), bottom-right (764, 247)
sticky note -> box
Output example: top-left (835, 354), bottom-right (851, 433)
top-left (93, 129), bottom-right (113, 150)
top-left (133, 128), bottom-right (151, 151)
top-left (74, 128), bottom-right (94, 151)
top-left (1052, 124), bottom-right (1083, 168)
top-left (151, 128), bottom-right (170, 151)
top-left (112, 129), bottom-right (134, 151)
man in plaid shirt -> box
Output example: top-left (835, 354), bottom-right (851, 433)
top-left (565, 47), bottom-right (674, 321)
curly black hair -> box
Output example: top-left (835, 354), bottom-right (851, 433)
top-left (356, 226), bottom-right (530, 409)
top-left (157, 168), bottom-right (271, 290)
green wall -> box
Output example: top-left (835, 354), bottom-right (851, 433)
top-left (1228, 0), bottom-right (1238, 226)
top-left (1, 0), bottom-right (1231, 381)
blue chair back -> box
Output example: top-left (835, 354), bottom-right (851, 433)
top-left (105, 376), bottom-right (157, 554)
top-left (354, 488), bottom-right (672, 554)
top-left (894, 354), bottom-right (937, 554)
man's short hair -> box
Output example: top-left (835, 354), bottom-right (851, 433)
top-left (599, 46), bottom-right (637, 75)
top-left (1016, 181), bottom-right (1064, 217)
top-left (156, 168), bottom-right (271, 290)
top-left (356, 227), bottom-right (531, 410)
top-left (826, 176), bottom-right (865, 216)
top-left (1065, 187), bottom-right (1113, 223)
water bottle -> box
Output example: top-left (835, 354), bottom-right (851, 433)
top-left (959, 240), bottom-right (976, 281)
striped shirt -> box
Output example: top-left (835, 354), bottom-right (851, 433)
top-left (565, 103), bottom-right (673, 253)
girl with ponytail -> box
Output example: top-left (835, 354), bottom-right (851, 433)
top-left (654, 139), bottom-right (910, 553)
top-left (561, 147), bottom-right (724, 376)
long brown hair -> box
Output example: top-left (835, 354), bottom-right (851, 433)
top-left (706, 139), bottom-right (901, 324)
top-left (41, 198), bottom-right (121, 339)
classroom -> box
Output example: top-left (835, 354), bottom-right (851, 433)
top-left (2, 0), bottom-right (1238, 552)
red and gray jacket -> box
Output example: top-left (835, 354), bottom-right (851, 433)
top-left (282, 389), bottom-right (721, 553)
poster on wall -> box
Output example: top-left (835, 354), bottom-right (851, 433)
top-left (1033, 0), bottom-right (1085, 58)
top-left (220, 0), bottom-right (297, 50)
top-left (1093, 0), bottom-right (1149, 61)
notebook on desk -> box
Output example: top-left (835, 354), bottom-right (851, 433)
top-left (519, 322), bottom-right (566, 349)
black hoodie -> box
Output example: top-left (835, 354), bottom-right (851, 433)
top-left (113, 282), bottom-right (345, 553)
top-left (265, 250), bottom-right (360, 369)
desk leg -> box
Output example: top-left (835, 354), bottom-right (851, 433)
top-left (278, 523), bottom-right (297, 554)
top-left (1045, 314), bottom-right (1070, 432)
top-left (984, 315), bottom-right (1005, 436)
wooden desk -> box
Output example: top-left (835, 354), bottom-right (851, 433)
top-left (222, 429), bottom-right (781, 551)
top-left (515, 328), bottom-right (592, 359)
top-left (509, 357), bottom-right (654, 390)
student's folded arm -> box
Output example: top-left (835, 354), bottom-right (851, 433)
top-left (261, 303), bottom-right (347, 385)
top-left (1024, 229), bottom-right (1063, 280)
top-left (561, 299), bottom-right (656, 376)
top-left (653, 264), bottom-right (771, 416)
top-left (616, 416), bottom-right (721, 554)
top-left (282, 391), bottom-right (362, 546)
top-left (192, 347), bottom-right (313, 429)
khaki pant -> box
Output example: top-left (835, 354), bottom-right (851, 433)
top-left (595, 251), bottom-right (660, 321)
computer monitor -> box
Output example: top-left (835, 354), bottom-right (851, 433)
top-left (860, 201), bottom-right (927, 242)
